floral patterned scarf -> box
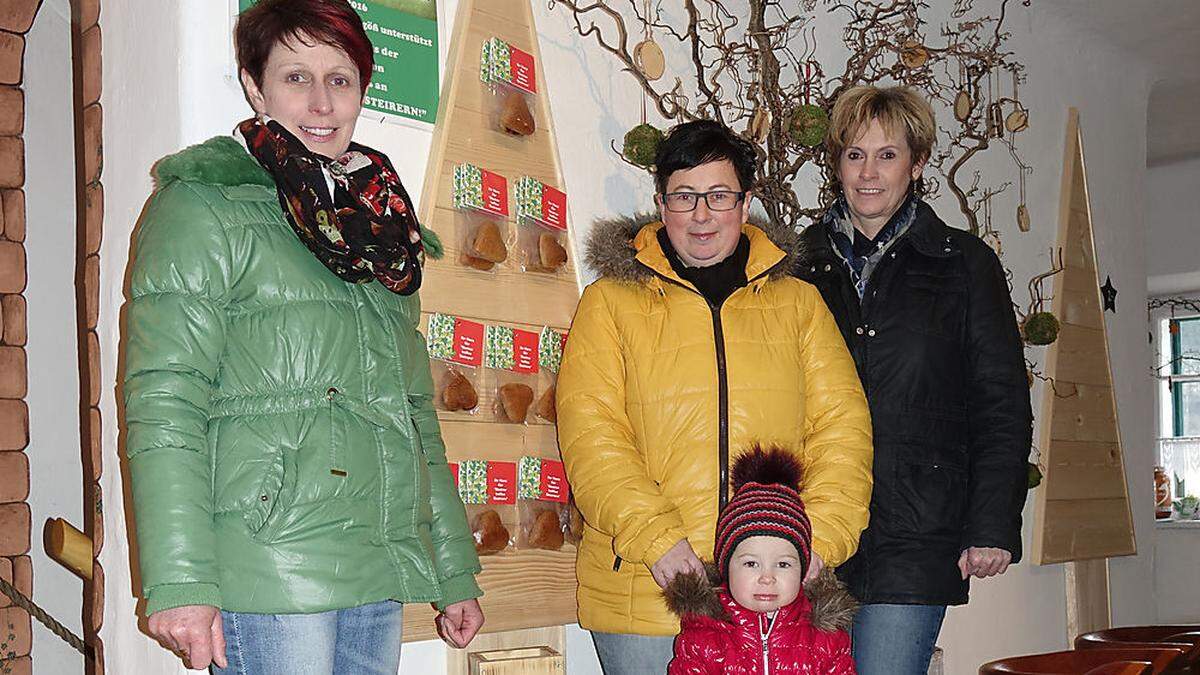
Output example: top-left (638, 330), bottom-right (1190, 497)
top-left (238, 116), bottom-right (427, 295)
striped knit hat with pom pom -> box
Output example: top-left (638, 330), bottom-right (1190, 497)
top-left (714, 444), bottom-right (813, 581)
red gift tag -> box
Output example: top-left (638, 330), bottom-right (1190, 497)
top-left (509, 47), bottom-right (537, 94)
top-left (487, 461), bottom-right (517, 505)
top-left (540, 185), bottom-right (567, 231)
top-left (540, 459), bottom-right (569, 503)
top-left (480, 169), bottom-right (509, 217)
top-left (451, 318), bottom-right (484, 367)
top-left (513, 328), bottom-right (540, 374)
top-left (449, 463), bottom-right (459, 487)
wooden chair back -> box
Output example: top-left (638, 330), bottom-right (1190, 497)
top-left (980, 646), bottom-right (1187, 674)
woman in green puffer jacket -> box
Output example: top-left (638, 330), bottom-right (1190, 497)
top-left (121, 1), bottom-right (482, 671)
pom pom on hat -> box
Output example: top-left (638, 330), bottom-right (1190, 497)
top-left (715, 444), bottom-right (813, 581)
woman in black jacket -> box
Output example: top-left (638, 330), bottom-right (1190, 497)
top-left (794, 86), bottom-right (1032, 674)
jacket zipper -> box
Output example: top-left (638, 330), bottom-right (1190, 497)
top-left (644, 265), bottom-right (780, 514)
top-left (709, 300), bottom-right (731, 512)
top-left (616, 261), bottom-right (781, 571)
top-left (759, 613), bottom-right (775, 675)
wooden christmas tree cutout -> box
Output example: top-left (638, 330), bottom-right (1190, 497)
top-left (1031, 108), bottom-right (1136, 639)
top-left (402, 0), bottom-right (579, 643)
top-left (1032, 108), bottom-right (1136, 566)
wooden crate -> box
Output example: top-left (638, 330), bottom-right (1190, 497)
top-left (469, 646), bottom-right (565, 675)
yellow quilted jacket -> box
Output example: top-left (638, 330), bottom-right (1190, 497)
top-left (557, 216), bottom-right (874, 636)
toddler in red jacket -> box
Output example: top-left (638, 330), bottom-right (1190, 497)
top-left (664, 445), bottom-right (857, 674)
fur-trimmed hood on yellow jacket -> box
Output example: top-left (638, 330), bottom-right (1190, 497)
top-left (556, 214), bottom-right (873, 636)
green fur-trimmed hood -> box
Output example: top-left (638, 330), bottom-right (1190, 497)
top-left (584, 211), bottom-right (801, 282)
top-left (152, 135), bottom-right (275, 189)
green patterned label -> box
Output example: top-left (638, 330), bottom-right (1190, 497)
top-left (458, 459), bottom-right (488, 504)
top-left (539, 327), bottom-right (566, 374)
top-left (426, 313), bottom-right (456, 360)
top-left (518, 456), bottom-right (542, 500)
top-left (453, 164), bottom-right (483, 210)
top-left (515, 176), bottom-right (541, 220)
top-left (484, 325), bottom-right (515, 370)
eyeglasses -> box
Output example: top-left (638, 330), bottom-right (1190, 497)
top-left (660, 190), bottom-right (747, 213)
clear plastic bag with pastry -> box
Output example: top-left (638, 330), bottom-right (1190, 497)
top-left (532, 326), bottom-right (567, 425)
top-left (454, 459), bottom-right (517, 556)
top-left (484, 324), bottom-right (541, 424)
top-left (514, 177), bottom-right (570, 275)
top-left (425, 312), bottom-right (483, 414)
top-left (515, 456), bottom-right (571, 551)
top-left (451, 163), bottom-right (512, 272)
top-left (480, 37), bottom-right (537, 137)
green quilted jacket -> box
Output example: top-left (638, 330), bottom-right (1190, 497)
top-left (122, 136), bottom-right (481, 616)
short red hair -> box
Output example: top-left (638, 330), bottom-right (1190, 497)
top-left (236, 0), bottom-right (374, 94)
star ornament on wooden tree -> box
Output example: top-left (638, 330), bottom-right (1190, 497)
top-left (1101, 275), bottom-right (1118, 313)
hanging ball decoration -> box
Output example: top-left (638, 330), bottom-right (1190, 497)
top-left (1017, 204), bottom-right (1031, 232)
top-left (623, 123), bottom-right (665, 167)
top-left (954, 90), bottom-right (973, 122)
top-left (900, 40), bottom-right (929, 69)
top-left (1022, 311), bottom-right (1060, 346)
top-left (1005, 108), bottom-right (1029, 133)
top-left (633, 40), bottom-right (666, 81)
top-left (788, 104), bottom-right (829, 148)
top-left (1026, 462), bottom-right (1043, 489)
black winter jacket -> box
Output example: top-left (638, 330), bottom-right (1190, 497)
top-left (794, 201), bottom-right (1032, 606)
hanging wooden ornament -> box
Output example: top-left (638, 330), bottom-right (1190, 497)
top-left (634, 40), bottom-right (665, 81)
top-left (633, 1), bottom-right (665, 81)
top-left (900, 40), bottom-right (929, 69)
top-left (1006, 108), bottom-right (1029, 133)
top-left (748, 107), bottom-right (770, 145)
top-left (954, 90), bottom-right (972, 122)
top-left (1017, 203), bottom-right (1031, 232)
top-left (1006, 70), bottom-right (1029, 133)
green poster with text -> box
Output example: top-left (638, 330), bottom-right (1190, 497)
top-left (238, 0), bottom-right (439, 124)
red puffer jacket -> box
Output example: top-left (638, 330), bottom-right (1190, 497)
top-left (665, 568), bottom-right (856, 675)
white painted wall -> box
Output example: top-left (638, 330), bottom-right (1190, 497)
top-left (1147, 155), bottom-right (1200, 280)
top-left (23, 0), bottom-right (85, 671)
top-left (96, 0), bottom-right (1161, 673)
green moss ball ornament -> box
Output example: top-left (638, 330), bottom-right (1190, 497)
top-left (788, 104), bottom-right (829, 148)
top-left (1026, 462), bottom-right (1043, 489)
top-left (623, 124), bottom-right (664, 168)
top-left (1022, 311), bottom-right (1060, 346)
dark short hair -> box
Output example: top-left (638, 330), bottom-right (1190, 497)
top-left (654, 120), bottom-right (757, 194)
top-left (236, 0), bottom-right (374, 95)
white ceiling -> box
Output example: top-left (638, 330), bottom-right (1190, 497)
top-left (1038, 0), bottom-right (1200, 165)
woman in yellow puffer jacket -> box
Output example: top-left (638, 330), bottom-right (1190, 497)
top-left (557, 120), bottom-right (874, 674)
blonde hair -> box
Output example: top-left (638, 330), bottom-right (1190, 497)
top-left (825, 85), bottom-right (937, 197)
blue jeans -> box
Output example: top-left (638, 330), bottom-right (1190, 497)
top-left (590, 631), bottom-right (675, 675)
top-left (851, 603), bottom-right (946, 675)
top-left (212, 600), bottom-right (403, 675)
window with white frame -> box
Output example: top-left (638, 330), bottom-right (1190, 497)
top-left (1157, 313), bottom-right (1200, 501)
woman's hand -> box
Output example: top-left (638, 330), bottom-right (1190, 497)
top-left (437, 598), bottom-right (485, 649)
top-left (650, 539), bottom-right (706, 589)
top-left (958, 546), bottom-right (1012, 579)
top-left (146, 604), bottom-right (226, 670)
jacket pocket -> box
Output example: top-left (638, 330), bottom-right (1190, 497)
top-left (242, 448), bottom-right (298, 543)
top-left (887, 448), bottom-right (968, 538)
top-left (901, 270), bottom-right (965, 340)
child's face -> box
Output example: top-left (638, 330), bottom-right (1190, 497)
top-left (728, 536), bottom-right (804, 614)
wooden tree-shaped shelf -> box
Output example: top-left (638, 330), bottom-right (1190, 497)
top-left (402, 0), bottom-right (579, 642)
top-left (1032, 108), bottom-right (1136, 567)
